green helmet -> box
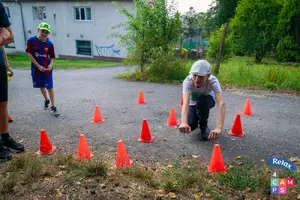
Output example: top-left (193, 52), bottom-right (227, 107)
top-left (38, 22), bottom-right (51, 33)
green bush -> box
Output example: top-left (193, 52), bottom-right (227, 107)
top-left (276, 36), bottom-right (300, 62)
top-left (145, 47), bottom-right (188, 82)
top-left (207, 24), bottom-right (233, 62)
top-left (263, 81), bottom-right (279, 90)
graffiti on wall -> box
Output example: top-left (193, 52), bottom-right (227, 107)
top-left (95, 44), bottom-right (121, 57)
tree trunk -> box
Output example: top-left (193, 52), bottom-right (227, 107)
top-left (214, 22), bottom-right (229, 75)
top-left (255, 50), bottom-right (263, 63)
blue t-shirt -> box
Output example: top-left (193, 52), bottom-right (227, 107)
top-left (25, 36), bottom-right (55, 76)
top-left (0, 2), bottom-right (11, 67)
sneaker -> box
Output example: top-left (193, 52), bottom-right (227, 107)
top-left (51, 106), bottom-right (60, 117)
top-left (199, 126), bottom-right (211, 141)
top-left (0, 136), bottom-right (25, 153)
top-left (0, 145), bottom-right (12, 162)
top-left (44, 99), bottom-right (50, 110)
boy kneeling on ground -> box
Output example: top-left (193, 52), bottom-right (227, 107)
top-left (179, 60), bottom-right (226, 140)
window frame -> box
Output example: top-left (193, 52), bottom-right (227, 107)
top-left (76, 40), bottom-right (93, 56)
top-left (32, 6), bottom-right (47, 20)
top-left (74, 6), bottom-right (92, 21)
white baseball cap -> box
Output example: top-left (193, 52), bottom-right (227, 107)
top-left (189, 60), bottom-right (211, 76)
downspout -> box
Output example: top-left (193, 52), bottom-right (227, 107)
top-left (15, 0), bottom-right (27, 46)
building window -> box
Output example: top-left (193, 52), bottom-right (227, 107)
top-left (4, 6), bottom-right (10, 19)
top-left (33, 6), bottom-right (47, 20)
top-left (74, 7), bottom-right (91, 21)
top-left (76, 40), bottom-right (92, 56)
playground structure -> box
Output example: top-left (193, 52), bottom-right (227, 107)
top-left (176, 36), bottom-right (209, 60)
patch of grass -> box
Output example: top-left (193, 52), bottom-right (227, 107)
top-left (118, 56), bottom-right (300, 92)
top-left (0, 172), bottom-right (17, 195)
top-left (160, 160), bottom-right (207, 193)
top-left (23, 156), bottom-right (44, 181)
top-left (216, 159), bottom-right (268, 191)
top-left (83, 161), bottom-right (107, 178)
top-left (7, 55), bottom-right (121, 69)
top-left (119, 165), bottom-right (157, 188)
top-left (215, 56), bottom-right (300, 92)
top-left (1, 153), bottom-right (299, 199)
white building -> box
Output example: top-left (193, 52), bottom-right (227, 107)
top-left (2, 0), bottom-right (134, 61)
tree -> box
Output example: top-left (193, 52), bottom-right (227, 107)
top-left (207, 24), bottom-right (233, 63)
top-left (215, 0), bottom-right (240, 27)
top-left (231, 0), bottom-right (282, 63)
top-left (109, 0), bottom-right (181, 72)
top-left (276, 0), bottom-right (300, 62)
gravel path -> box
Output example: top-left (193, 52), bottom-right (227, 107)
top-left (7, 66), bottom-right (300, 165)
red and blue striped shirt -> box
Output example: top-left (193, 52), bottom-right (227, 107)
top-left (26, 36), bottom-right (55, 76)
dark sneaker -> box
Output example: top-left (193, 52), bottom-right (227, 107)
top-left (51, 106), bottom-right (60, 117)
top-left (199, 126), bottom-right (211, 141)
top-left (0, 136), bottom-right (25, 153)
top-left (44, 99), bottom-right (50, 110)
top-left (0, 145), bottom-right (12, 162)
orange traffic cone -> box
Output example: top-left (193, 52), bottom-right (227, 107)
top-left (77, 133), bottom-right (93, 160)
top-left (92, 105), bottom-right (103, 123)
top-left (138, 119), bottom-right (154, 143)
top-left (166, 107), bottom-right (178, 127)
top-left (116, 140), bottom-right (132, 168)
top-left (137, 90), bottom-right (145, 104)
top-left (242, 99), bottom-right (252, 116)
top-left (208, 144), bottom-right (226, 174)
top-left (8, 114), bottom-right (13, 123)
top-left (228, 114), bottom-right (245, 137)
top-left (37, 130), bottom-right (56, 155)
top-left (179, 96), bottom-right (183, 108)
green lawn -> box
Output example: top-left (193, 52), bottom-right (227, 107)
top-left (118, 56), bottom-right (300, 92)
top-left (213, 56), bottom-right (300, 92)
top-left (7, 55), bottom-right (122, 70)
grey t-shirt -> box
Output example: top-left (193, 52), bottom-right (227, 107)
top-left (182, 74), bottom-right (222, 106)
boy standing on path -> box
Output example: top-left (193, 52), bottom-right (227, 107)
top-left (26, 22), bottom-right (59, 117)
top-left (178, 60), bottom-right (226, 140)
top-left (0, 2), bottom-right (25, 161)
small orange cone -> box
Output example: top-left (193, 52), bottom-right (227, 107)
top-left (116, 140), bottom-right (132, 168)
top-left (138, 119), bottom-right (154, 143)
top-left (228, 114), bottom-right (245, 137)
top-left (137, 90), bottom-right (145, 104)
top-left (37, 130), bottom-right (56, 155)
top-left (165, 107), bottom-right (178, 127)
top-left (242, 99), bottom-right (252, 116)
top-left (92, 105), bottom-right (103, 123)
top-left (8, 114), bottom-right (13, 122)
top-left (208, 144), bottom-right (226, 174)
top-left (77, 133), bottom-right (93, 160)
top-left (179, 96), bottom-right (183, 108)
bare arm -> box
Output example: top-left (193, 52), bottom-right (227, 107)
top-left (49, 58), bottom-right (55, 67)
top-left (1, 46), bottom-right (13, 75)
top-left (215, 92), bottom-right (226, 130)
top-left (181, 91), bottom-right (190, 124)
top-left (3, 26), bottom-right (14, 45)
top-left (208, 92), bottom-right (226, 140)
top-left (28, 53), bottom-right (44, 71)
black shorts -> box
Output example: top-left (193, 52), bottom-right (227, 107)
top-left (0, 65), bottom-right (8, 102)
